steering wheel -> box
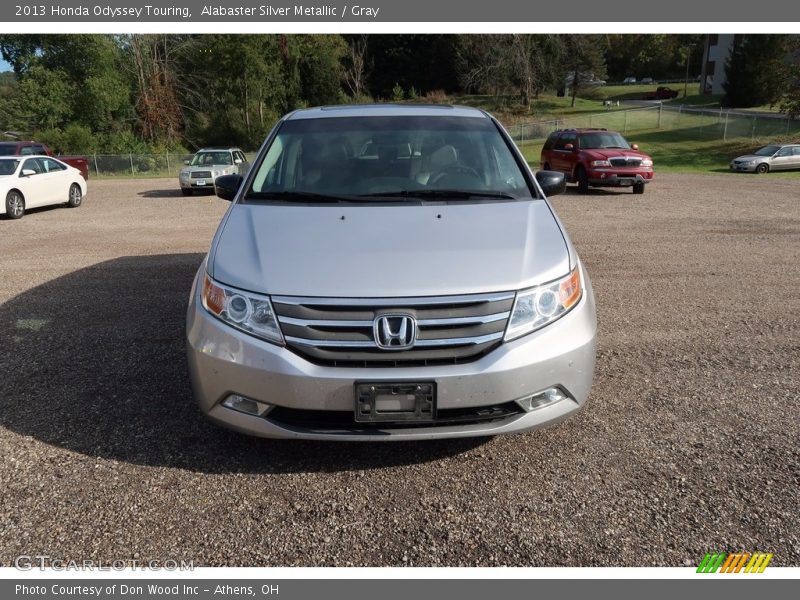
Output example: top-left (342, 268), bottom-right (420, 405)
top-left (429, 164), bottom-right (482, 186)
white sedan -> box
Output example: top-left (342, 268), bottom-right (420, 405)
top-left (0, 155), bottom-right (87, 219)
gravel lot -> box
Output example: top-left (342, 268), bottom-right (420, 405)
top-left (0, 175), bottom-right (797, 567)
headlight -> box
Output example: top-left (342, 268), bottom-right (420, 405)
top-left (201, 274), bottom-right (284, 345)
top-left (504, 267), bottom-right (582, 341)
top-left (640, 159), bottom-right (653, 167)
top-left (212, 169), bottom-right (221, 177)
top-left (744, 160), bottom-right (756, 165)
top-left (180, 171), bottom-right (189, 180)
top-left (590, 160), bottom-right (610, 167)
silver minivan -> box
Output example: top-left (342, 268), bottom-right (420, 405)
top-left (186, 105), bottom-right (597, 440)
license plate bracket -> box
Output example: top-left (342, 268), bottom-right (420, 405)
top-left (355, 382), bottom-right (436, 423)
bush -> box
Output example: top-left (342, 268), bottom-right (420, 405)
top-left (424, 89), bottom-right (449, 103)
top-left (392, 83), bottom-right (405, 102)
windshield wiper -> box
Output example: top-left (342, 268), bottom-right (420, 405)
top-left (359, 189), bottom-right (517, 200)
top-left (244, 191), bottom-right (362, 203)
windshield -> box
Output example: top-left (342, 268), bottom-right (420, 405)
top-left (754, 145), bottom-right (780, 156)
top-left (0, 159), bottom-right (19, 175)
top-left (246, 115), bottom-right (532, 200)
top-left (190, 151), bottom-right (232, 166)
top-left (578, 132), bottom-right (631, 150)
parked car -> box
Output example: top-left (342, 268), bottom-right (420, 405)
top-left (186, 104), bottom-right (597, 440)
top-left (643, 86), bottom-right (679, 100)
top-left (540, 128), bottom-right (654, 194)
top-left (0, 140), bottom-right (90, 180)
top-left (0, 155), bottom-right (86, 219)
top-left (623, 76), bottom-right (637, 84)
top-left (730, 144), bottom-right (800, 174)
top-left (640, 77), bottom-right (654, 84)
top-left (178, 147), bottom-right (249, 195)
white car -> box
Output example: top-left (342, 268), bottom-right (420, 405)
top-left (0, 155), bottom-right (87, 219)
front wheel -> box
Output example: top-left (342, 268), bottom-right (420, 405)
top-left (576, 166), bottom-right (589, 194)
top-left (67, 183), bottom-right (82, 207)
top-left (632, 182), bottom-right (645, 195)
top-left (5, 190), bottom-right (25, 219)
top-left (755, 163), bottom-right (769, 174)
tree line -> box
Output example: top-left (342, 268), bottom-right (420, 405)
top-left (0, 34), bottom-right (796, 154)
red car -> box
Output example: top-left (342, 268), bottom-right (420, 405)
top-left (540, 128), bottom-right (654, 194)
top-left (643, 86), bottom-right (679, 100)
top-left (0, 140), bottom-right (89, 180)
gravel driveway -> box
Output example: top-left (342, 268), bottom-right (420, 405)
top-left (0, 175), bottom-right (797, 566)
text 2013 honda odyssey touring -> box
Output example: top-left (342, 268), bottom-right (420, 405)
top-left (186, 105), bottom-right (597, 440)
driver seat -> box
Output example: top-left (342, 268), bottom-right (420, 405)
top-left (415, 144), bottom-right (457, 185)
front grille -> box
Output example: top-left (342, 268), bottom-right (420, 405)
top-left (191, 171), bottom-right (212, 179)
top-left (609, 157), bottom-right (642, 168)
top-left (272, 291), bottom-right (514, 367)
top-left (267, 401), bottom-right (523, 430)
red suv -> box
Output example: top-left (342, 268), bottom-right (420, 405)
top-left (540, 128), bottom-right (654, 194)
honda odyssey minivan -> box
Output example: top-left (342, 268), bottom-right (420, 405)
top-left (186, 104), bottom-right (597, 440)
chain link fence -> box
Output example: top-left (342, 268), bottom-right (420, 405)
top-left (88, 153), bottom-right (196, 177)
top-left (508, 104), bottom-right (800, 148)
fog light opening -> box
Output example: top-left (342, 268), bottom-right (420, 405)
top-left (515, 387), bottom-right (570, 412)
top-left (222, 394), bottom-right (273, 416)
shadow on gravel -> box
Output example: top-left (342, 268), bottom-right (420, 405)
top-left (562, 187), bottom-right (628, 197)
top-left (137, 189), bottom-right (191, 198)
top-left (0, 254), bottom-right (484, 472)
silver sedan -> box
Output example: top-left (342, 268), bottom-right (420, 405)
top-left (730, 144), bottom-right (800, 174)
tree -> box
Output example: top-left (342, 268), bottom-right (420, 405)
top-left (723, 35), bottom-right (789, 108)
top-left (777, 37), bottom-right (800, 117)
top-left (123, 34), bottom-right (185, 146)
top-left (344, 35), bottom-right (369, 99)
top-left (560, 35), bottom-right (607, 107)
top-left (16, 64), bottom-right (73, 130)
top-left (297, 35), bottom-right (347, 107)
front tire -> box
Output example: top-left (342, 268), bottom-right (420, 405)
top-left (755, 163), bottom-right (769, 174)
top-left (632, 182), bottom-right (645, 195)
top-left (67, 183), bottom-right (82, 207)
top-left (5, 190), bottom-right (25, 219)
top-left (576, 166), bottom-right (589, 194)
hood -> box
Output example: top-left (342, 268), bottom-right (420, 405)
top-left (733, 155), bottom-right (767, 162)
top-left (210, 200), bottom-right (570, 297)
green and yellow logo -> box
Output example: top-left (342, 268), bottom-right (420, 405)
top-left (697, 552), bottom-right (773, 573)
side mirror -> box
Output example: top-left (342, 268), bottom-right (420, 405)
top-left (20, 169), bottom-right (36, 177)
top-left (234, 158), bottom-right (242, 165)
top-left (183, 159), bottom-right (191, 165)
top-left (564, 143), bottom-right (574, 151)
top-left (631, 143), bottom-right (639, 150)
top-left (215, 174), bottom-right (243, 201)
top-left (535, 170), bottom-right (566, 197)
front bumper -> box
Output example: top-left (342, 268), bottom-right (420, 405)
top-left (186, 265), bottom-right (597, 441)
top-left (180, 179), bottom-right (216, 190)
top-left (588, 171), bottom-right (652, 187)
top-left (729, 162), bottom-right (758, 172)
